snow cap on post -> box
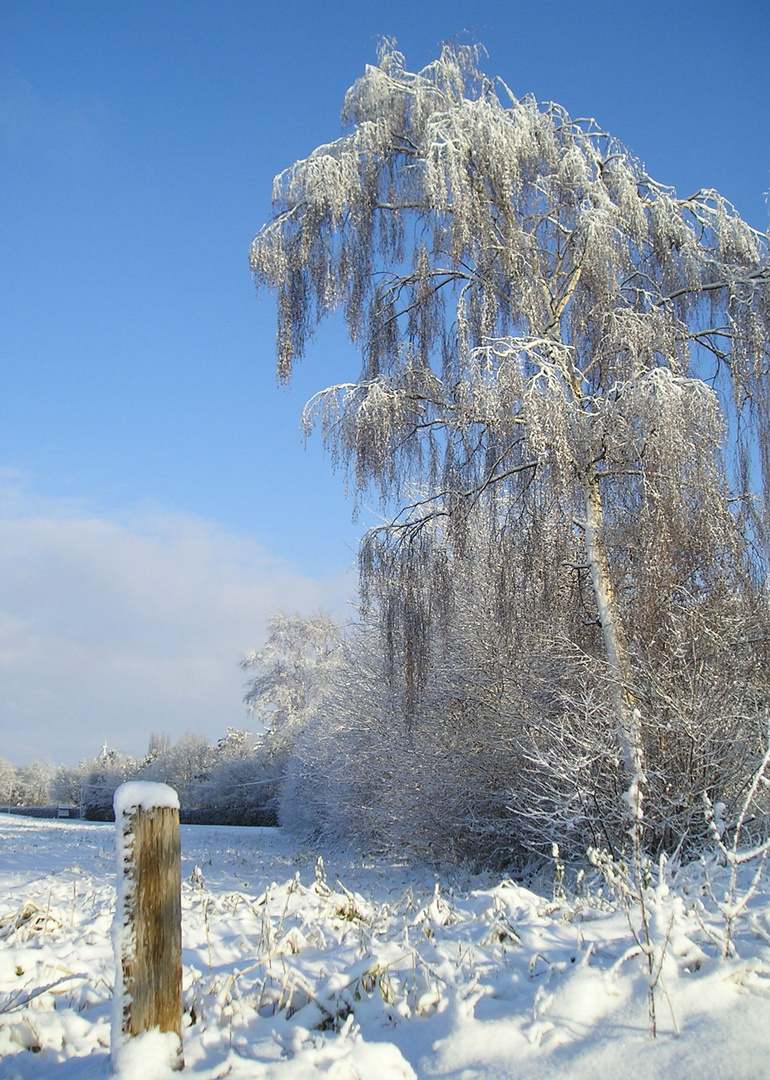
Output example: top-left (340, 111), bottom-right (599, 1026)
top-left (112, 781), bottom-right (183, 1073)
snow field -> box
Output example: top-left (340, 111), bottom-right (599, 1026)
top-left (1, 815), bottom-right (770, 1078)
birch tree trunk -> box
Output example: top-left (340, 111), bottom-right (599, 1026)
top-left (582, 464), bottom-right (638, 775)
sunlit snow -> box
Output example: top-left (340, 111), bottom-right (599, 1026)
top-left (1, 815), bottom-right (770, 1078)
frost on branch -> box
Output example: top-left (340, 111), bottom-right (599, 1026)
top-left (253, 42), bottom-right (770, 861)
top-left (251, 39), bottom-right (769, 574)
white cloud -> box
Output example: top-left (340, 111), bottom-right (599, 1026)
top-left (0, 478), bottom-right (355, 765)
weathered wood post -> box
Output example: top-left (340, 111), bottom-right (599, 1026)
top-left (112, 782), bottom-right (183, 1071)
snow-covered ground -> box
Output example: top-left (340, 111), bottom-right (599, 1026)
top-left (1, 814), bottom-right (770, 1079)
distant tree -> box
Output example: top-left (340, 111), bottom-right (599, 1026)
top-left (144, 732), bottom-right (172, 766)
top-left (239, 612), bottom-right (342, 822)
top-left (13, 759), bottom-right (54, 806)
top-left (242, 612), bottom-right (342, 759)
top-left (51, 759), bottom-right (92, 806)
top-left (138, 731), bottom-right (211, 787)
top-left (0, 757), bottom-right (17, 807)
top-left (166, 732), bottom-right (212, 788)
top-left (252, 43), bottom-right (770, 852)
top-left (81, 744), bottom-right (137, 820)
top-left (198, 727), bottom-right (272, 825)
top-left (134, 731), bottom-right (214, 820)
top-left (213, 727), bottom-right (257, 761)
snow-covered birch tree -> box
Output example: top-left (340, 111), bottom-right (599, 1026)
top-left (238, 612), bottom-right (342, 820)
top-left (251, 43), bottom-right (770, 835)
top-left (242, 612), bottom-right (341, 747)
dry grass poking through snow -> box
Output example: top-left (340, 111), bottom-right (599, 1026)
top-left (2, 816), bottom-right (770, 1079)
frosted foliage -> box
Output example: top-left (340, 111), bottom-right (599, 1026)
top-left (241, 611), bottom-right (341, 784)
top-left (253, 42), bottom-right (770, 794)
top-left (252, 40), bottom-right (768, 517)
top-left (283, 529), bottom-right (770, 862)
top-left (241, 612), bottom-right (341, 735)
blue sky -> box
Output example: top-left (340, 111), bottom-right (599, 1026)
top-left (1, 0), bottom-right (768, 765)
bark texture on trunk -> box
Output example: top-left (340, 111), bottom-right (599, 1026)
top-left (115, 799), bottom-right (183, 1070)
top-left (582, 465), bottom-right (638, 774)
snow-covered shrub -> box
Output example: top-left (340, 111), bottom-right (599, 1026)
top-left (282, 580), bottom-right (770, 869)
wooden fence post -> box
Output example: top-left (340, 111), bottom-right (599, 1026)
top-left (112, 782), bottom-right (183, 1071)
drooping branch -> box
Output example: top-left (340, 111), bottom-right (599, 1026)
top-left (252, 40), bottom-right (770, 803)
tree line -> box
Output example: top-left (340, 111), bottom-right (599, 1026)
top-left (0, 729), bottom-right (275, 824)
top-left (0, 611), bottom-right (340, 825)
